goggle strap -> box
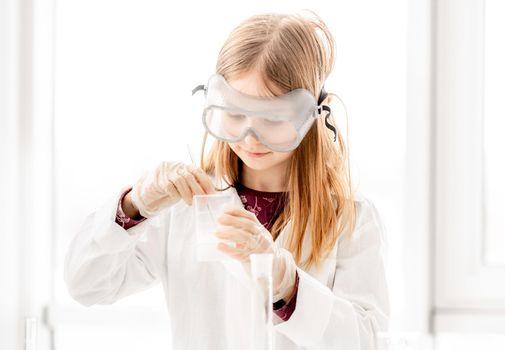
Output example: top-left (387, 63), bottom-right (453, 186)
top-left (318, 86), bottom-right (328, 105)
top-left (192, 84), bottom-right (206, 96)
top-left (320, 105), bottom-right (337, 143)
top-left (318, 85), bottom-right (337, 143)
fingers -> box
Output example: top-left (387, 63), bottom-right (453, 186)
top-left (214, 226), bottom-right (251, 245)
top-left (154, 161), bottom-right (216, 207)
top-left (171, 169), bottom-right (196, 206)
top-left (188, 166), bottom-right (216, 195)
top-left (217, 213), bottom-right (258, 232)
top-left (214, 223), bottom-right (264, 260)
top-left (170, 166), bottom-right (210, 206)
top-left (222, 207), bottom-right (258, 222)
top-left (137, 161), bottom-right (217, 214)
top-left (174, 165), bottom-right (217, 206)
top-left (172, 176), bottom-right (193, 205)
top-left (182, 168), bottom-right (207, 202)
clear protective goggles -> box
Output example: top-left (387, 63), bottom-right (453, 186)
top-left (192, 74), bottom-right (336, 152)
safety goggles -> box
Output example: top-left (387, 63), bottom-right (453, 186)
top-left (192, 74), bottom-right (336, 152)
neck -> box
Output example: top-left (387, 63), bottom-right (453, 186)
top-left (239, 161), bottom-right (290, 192)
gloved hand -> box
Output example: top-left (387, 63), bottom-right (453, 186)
top-left (130, 161), bottom-right (216, 218)
top-left (214, 207), bottom-right (297, 302)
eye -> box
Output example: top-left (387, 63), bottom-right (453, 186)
top-left (225, 113), bottom-right (246, 120)
top-left (263, 119), bottom-right (284, 125)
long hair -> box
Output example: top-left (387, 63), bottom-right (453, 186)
top-left (200, 11), bottom-right (356, 270)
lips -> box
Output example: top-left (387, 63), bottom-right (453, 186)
top-left (242, 149), bottom-right (271, 158)
top-left (245, 151), bottom-right (269, 155)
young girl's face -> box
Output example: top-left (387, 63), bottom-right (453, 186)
top-left (226, 72), bottom-right (295, 172)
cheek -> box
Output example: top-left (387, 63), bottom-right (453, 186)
top-left (271, 151), bottom-right (294, 163)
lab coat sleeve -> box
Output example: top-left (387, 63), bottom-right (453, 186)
top-left (64, 191), bottom-right (168, 307)
top-left (274, 198), bottom-right (390, 349)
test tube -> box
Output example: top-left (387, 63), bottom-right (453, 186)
top-left (24, 317), bottom-right (37, 350)
top-left (250, 253), bottom-right (274, 350)
top-left (375, 332), bottom-right (411, 350)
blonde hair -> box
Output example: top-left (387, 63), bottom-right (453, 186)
top-left (200, 11), bottom-right (356, 270)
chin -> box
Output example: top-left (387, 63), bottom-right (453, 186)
top-left (239, 156), bottom-right (275, 170)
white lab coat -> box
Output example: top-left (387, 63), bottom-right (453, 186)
top-left (64, 178), bottom-right (389, 350)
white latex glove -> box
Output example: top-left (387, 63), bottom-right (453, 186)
top-left (214, 207), bottom-right (297, 302)
top-left (130, 161), bottom-right (216, 218)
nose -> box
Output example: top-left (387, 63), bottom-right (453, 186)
top-left (243, 130), bottom-right (261, 146)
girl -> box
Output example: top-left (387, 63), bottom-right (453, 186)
top-left (65, 11), bottom-right (389, 350)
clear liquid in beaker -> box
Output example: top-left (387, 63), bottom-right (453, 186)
top-left (194, 193), bottom-right (236, 262)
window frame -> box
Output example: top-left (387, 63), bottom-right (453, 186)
top-left (433, 0), bottom-right (505, 332)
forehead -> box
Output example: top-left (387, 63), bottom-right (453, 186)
top-left (226, 71), bottom-right (284, 98)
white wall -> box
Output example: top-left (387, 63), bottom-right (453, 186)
top-left (0, 0), bottom-right (22, 349)
top-left (0, 0), bottom-right (55, 349)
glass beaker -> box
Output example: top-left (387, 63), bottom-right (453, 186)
top-left (250, 253), bottom-right (274, 350)
top-left (194, 193), bottom-right (235, 262)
